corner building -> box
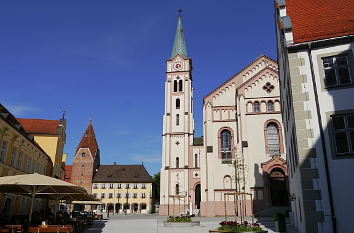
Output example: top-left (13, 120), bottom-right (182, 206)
top-left (275, 0), bottom-right (354, 232)
top-left (160, 16), bottom-right (289, 217)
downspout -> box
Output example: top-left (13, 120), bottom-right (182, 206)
top-left (306, 42), bottom-right (337, 233)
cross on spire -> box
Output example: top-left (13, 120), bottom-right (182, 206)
top-left (177, 9), bottom-right (183, 16)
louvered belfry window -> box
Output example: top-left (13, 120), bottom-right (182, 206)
top-left (267, 123), bottom-right (280, 156)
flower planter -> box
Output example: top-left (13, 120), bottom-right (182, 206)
top-left (163, 221), bottom-right (200, 227)
top-left (209, 230), bottom-right (267, 233)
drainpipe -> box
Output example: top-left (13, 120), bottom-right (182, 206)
top-left (306, 42), bottom-right (337, 233)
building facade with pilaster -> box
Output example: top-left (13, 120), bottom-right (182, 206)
top-left (274, 0), bottom-right (354, 232)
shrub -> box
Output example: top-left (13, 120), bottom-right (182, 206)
top-left (166, 216), bottom-right (192, 222)
top-left (218, 221), bottom-right (263, 232)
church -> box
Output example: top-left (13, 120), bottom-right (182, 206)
top-left (159, 15), bottom-right (289, 217)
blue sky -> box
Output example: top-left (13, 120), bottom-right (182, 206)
top-left (0, 1), bottom-right (277, 176)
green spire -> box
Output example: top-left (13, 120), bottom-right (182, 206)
top-left (171, 15), bottom-right (188, 59)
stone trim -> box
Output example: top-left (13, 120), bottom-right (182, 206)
top-left (303, 200), bottom-right (316, 211)
top-left (300, 168), bottom-right (319, 179)
top-left (299, 159), bottom-right (311, 168)
top-left (298, 148), bottom-right (316, 158)
top-left (302, 190), bottom-right (322, 200)
top-left (287, 46), bottom-right (323, 233)
top-left (304, 211), bottom-right (324, 222)
top-left (296, 129), bottom-right (313, 139)
top-left (292, 92), bottom-right (309, 102)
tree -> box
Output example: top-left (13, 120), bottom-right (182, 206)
top-left (152, 172), bottom-right (160, 205)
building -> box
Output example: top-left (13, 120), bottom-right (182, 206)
top-left (274, 0), bottom-right (354, 233)
top-left (64, 164), bottom-right (72, 183)
top-left (64, 120), bottom-right (153, 213)
top-left (70, 119), bottom-right (100, 194)
top-left (17, 116), bottom-right (66, 179)
top-left (160, 15), bottom-right (288, 217)
top-left (0, 104), bottom-right (53, 217)
top-left (92, 163), bottom-right (153, 214)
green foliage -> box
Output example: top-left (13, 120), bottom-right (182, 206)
top-left (274, 212), bottom-right (285, 222)
top-left (166, 216), bottom-right (192, 222)
top-left (218, 221), bottom-right (263, 232)
top-left (152, 172), bottom-right (160, 202)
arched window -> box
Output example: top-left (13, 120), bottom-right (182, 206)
top-left (254, 101), bottom-right (260, 113)
top-left (173, 80), bottom-right (177, 92)
top-left (176, 184), bottom-right (179, 194)
top-left (176, 157), bottom-right (179, 168)
top-left (176, 98), bottom-right (180, 109)
top-left (176, 114), bottom-right (179, 126)
top-left (267, 123), bottom-right (280, 156)
top-left (268, 101), bottom-right (274, 112)
top-left (179, 80), bottom-right (183, 91)
top-left (220, 130), bottom-right (232, 163)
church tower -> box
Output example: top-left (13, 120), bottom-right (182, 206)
top-left (160, 15), bottom-right (195, 215)
top-left (71, 119), bottom-right (100, 194)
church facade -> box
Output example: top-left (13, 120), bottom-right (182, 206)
top-left (159, 16), bottom-right (289, 217)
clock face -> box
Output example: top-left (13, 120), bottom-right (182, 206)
top-left (173, 62), bottom-right (183, 71)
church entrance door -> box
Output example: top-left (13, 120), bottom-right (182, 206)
top-left (269, 168), bottom-right (288, 206)
top-left (195, 184), bottom-right (201, 209)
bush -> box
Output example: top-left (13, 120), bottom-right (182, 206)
top-left (218, 221), bottom-right (263, 232)
top-left (166, 216), bottom-right (192, 222)
top-left (274, 212), bottom-right (285, 222)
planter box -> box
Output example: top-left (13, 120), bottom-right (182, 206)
top-left (209, 230), bottom-right (267, 233)
top-left (163, 221), bottom-right (200, 227)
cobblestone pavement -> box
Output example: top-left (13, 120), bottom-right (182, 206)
top-left (84, 214), bottom-right (298, 233)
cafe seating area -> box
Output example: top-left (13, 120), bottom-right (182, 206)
top-left (0, 211), bottom-right (100, 233)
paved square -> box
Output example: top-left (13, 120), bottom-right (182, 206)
top-left (84, 214), bottom-right (298, 233)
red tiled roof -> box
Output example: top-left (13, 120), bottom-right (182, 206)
top-left (64, 165), bottom-right (72, 183)
top-left (93, 164), bottom-right (153, 183)
top-left (286, 0), bottom-right (354, 43)
top-left (75, 121), bottom-right (99, 159)
top-left (17, 118), bottom-right (60, 135)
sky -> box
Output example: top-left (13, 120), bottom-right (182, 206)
top-left (0, 0), bottom-right (277, 176)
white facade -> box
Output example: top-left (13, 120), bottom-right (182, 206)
top-left (275, 1), bottom-right (354, 233)
top-left (159, 53), bottom-right (290, 217)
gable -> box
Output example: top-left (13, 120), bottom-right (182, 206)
top-left (239, 68), bottom-right (280, 98)
top-left (203, 55), bottom-right (278, 106)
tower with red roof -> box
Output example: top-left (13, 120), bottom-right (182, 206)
top-left (71, 119), bottom-right (100, 194)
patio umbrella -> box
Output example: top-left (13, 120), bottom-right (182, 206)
top-left (0, 173), bottom-right (87, 232)
top-left (66, 200), bottom-right (103, 205)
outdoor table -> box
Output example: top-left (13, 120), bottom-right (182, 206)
top-left (30, 226), bottom-right (72, 233)
top-left (5, 225), bottom-right (22, 233)
top-left (0, 228), bottom-right (10, 233)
